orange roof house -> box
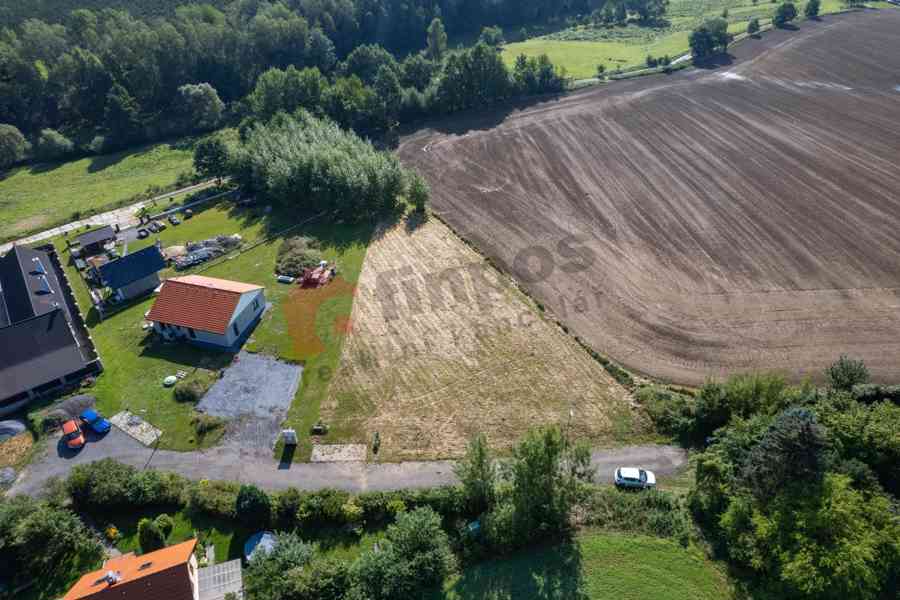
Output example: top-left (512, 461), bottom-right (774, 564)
top-left (64, 539), bottom-right (199, 600)
top-left (147, 275), bottom-right (266, 349)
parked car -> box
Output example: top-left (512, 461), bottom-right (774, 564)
top-left (137, 228), bottom-right (149, 239)
top-left (276, 275), bottom-right (295, 284)
top-left (183, 208), bottom-right (194, 219)
top-left (168, 214), bottom-right (181, 226)
top-left (147, 221), bottom-right (161, 233)
top-left (614, 467), bottom-right (656, 489)
top-left (79, 408), bottom-right (111, 434)
top-left (61, 419), bottom-right (86, 449)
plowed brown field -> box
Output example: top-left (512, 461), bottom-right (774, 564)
top-left (399, 11), bottom-right (900, 385)
top-left (321, 217), bottom-right (647, 460)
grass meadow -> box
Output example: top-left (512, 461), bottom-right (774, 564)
top-left (503, 0), bottom-right (872, 79)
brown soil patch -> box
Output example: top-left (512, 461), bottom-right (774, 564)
top-left (321, 218), bottom-right (645, 461)
top-left (0, 433), bottom-right (34, 468)
top-left (399, 12), bottom-right (900, 385)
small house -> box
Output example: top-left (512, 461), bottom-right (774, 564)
top-left (62, 538), bottom-right (244, 600)
top-left (98, 245), bottom-right (166, 302)
top-left (74, 226), bottom-right (116, 257)
top-left (147, 275), bottom-right (265, 350)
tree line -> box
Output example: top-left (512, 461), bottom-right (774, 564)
top-left (642, 356), bottom-right (900, 600)
top-left (0, 2), bottom-right (570, 169)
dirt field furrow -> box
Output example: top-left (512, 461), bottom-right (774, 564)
top-left (399, 11), bottom-right (900, 385)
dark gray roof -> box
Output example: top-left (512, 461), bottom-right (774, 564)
top-left (75, 225), bottom-right (116, 247)
top-left (0, 309), bottom-right (88, 399)
top-left (0, 246), bottom-right (66, 323)
top-left (99, 245), bottom-right (166, 289)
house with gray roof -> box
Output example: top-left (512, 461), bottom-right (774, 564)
top-left (0, 245), bottom-right (101, 414)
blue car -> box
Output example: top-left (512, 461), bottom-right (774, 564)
top-left (79, 409), bottom-right (112, 434)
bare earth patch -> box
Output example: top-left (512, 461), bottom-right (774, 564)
top-left (321, 218), bottom-right (646, 461)
top-left (311, 444), bottom-right (367, 462)
top-left (399, 12), bottom-right (900, 386)
top-left (0, 434), bottom-right (34, 468)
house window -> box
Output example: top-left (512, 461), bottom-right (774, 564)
top-left (233, 323), bottom-right (239, 336)
top-left (252, 298), bottom-right (259, 311)
top-left (188, 328), bottom-right (196, 339)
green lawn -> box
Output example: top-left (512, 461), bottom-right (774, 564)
top-left (0, 140), bottom-right (197, 243)
top-left (503, 0), bottom-right (873, 79)
top-left (42, 201), bottom-right (372, 453)
top-left (441, 531), bottom-right (732, 600)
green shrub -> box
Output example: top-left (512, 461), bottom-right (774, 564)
top-left (236, 484), bottom-right (272, 528)
top-left (138, 517), bottom-right (166, 553)
top-left (245, 532), bottom-right (315, 600)
top-left (174, 380), bottom-right (207, 403)
top-left (586, 487), bottom-right (692, 546)
top-left (637, 385), bottom-right (696, 443)
top-left (154, 513), bottom-right (175, 538)
top-left (191, 412), bottom-right (225, 438)
top-left (126, 469), bottom-right (186, 507)
top-left (67, 459), bottom-right (137, 511)
top-left (291, 557), bottom-right (351, 600)
top-left (827, 355), bottom-right (869, 392)
top-left (482, 499), bottom-right (517, 552)
top-left (276, 236), bottom-right (321, 277)
top-left (851, 384), bottom-right (900, 404)
top-left (273, 487), bottom-right (304, 529)
top-left (187, 480), bottom-right (241, 520)
top-left (773, 1), bottom-right (798, 27)
top-left (350, 507), bottom-right (455, 600)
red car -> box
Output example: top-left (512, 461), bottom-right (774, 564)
top-left (62, 419), bottom-right (86, 450)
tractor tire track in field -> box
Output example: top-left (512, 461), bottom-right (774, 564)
top-left (399, 11), bottom-right (900, 385)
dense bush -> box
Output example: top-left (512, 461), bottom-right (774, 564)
top-left (186, 479), bottom-right (241, 520)
top-left (231, 111), bottom-right (410, 221)
top-left (350, 507), bottom-right (455, 600)
top-left (689, 18), bottom-right (730, 59)
top-left (688, 381), bottom-right (900, 599)
top-left (827, 355), bottom-right (870, 392)
top-left (191, 412), bottom-right (225, 439)
top-left (773, 2), bottom-right (798, 27)
top-left (155, 513), bottom-right (175, 538)
top-left (0, 123), bottom-right (28, 168)
top-left (585, 487), bottom-right (692, 546)
top-left (174, 380), bottom-right (206, 402)
top-left (138, 517), bottom-right (166, 553)
top-left (276, 236), bottom-right (321, 277)
top-left (0, 495), bottom-right (103, 597)
top-left (747, 17), bottom-right (761, 35)
top-left (852, 383), bottom-right (900, 404)
top-left (245, 532), bottom-right (315, 600)
top-left (237, 484), bottom-right (272, 528)
top-left (292, 556), bottom-right (351, 600)
top-left (34, 128), bottom-right (76, 161)
top-left (454, 432), bottom-right (495, 515)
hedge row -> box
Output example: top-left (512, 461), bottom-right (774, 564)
top-left (67, 459), bottom-right (467, 529)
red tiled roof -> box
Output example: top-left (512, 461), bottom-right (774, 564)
top-left (63, 539), bottom-right (197, 600)
top-left (146, 275), bottom-right (262, 335)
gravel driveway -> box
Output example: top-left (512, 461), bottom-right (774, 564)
top-left (7, 429), bottom-right (687, 498)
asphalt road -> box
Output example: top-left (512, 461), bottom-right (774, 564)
top-left (7, 428), bottom-right (686, 497)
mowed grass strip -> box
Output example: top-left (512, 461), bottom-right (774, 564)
top-left (0, 140), bottom-right (196, 242)
top-left (46, 202), bottom-right (372, 452)
top-left (503, 0), bottom-right (869, 79)
top-left (441, 531), bottom-right (732, 600)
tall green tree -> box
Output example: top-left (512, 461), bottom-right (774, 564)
top-left (689, 17), bottom-right (731, 59)
top-left (193, 135), bottom-right (231, 180)
top-left (773, 2), bottom-right (798, 26)
top-left (455, 432), bottom-right (495, 514)
top-left (425, 17), bottom-right (448, 62)
top-left (0, 123), bottom-right (28, 169)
